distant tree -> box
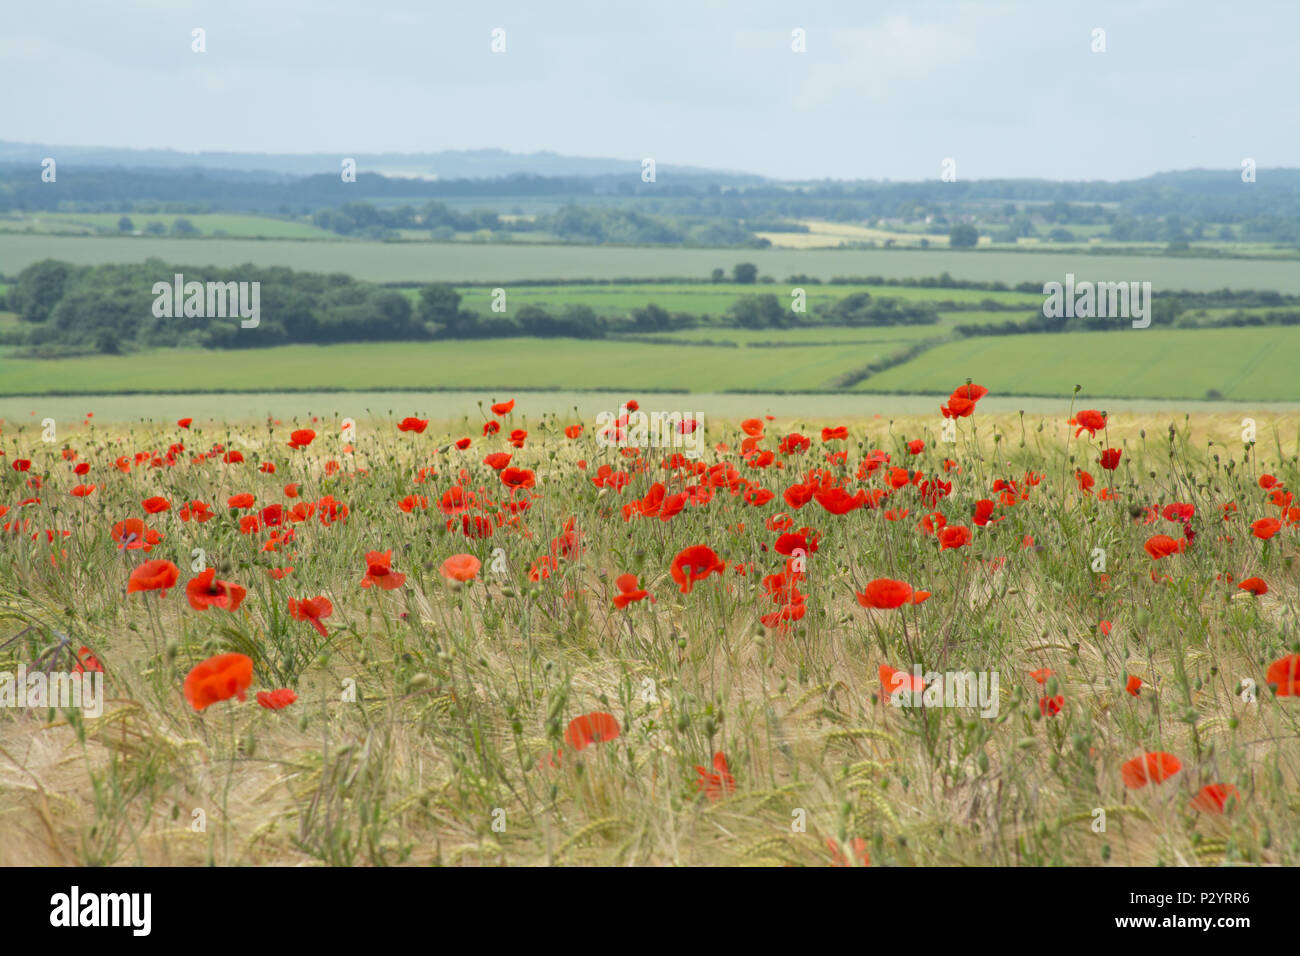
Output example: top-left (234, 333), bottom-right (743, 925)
top-left (11, 259), bottom-right (79, 323)
top-left (949, 224), bottom-right (979, 248)
top-left (170, 217), bottom-right (199, 236)
top-left (732, 262), bottom-right (758, 284)
top-left (729, 294), bottom-right (785, 329)
top-left (144, 221), bottom-right (166, 235)
top-left (710, 268), bottom-right (725, 284)
top-left (631, 303), bottom-right (671, 332)
top-left (117, 216), bottom-right (134, 232)
top-left (416, 283), bottom-right (462, 328)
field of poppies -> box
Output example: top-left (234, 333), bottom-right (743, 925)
top-left (1, 391), bottom-right (1297, 867)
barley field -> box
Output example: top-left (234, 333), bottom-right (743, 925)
top-left (1, 393), bottom-right (1296, 866)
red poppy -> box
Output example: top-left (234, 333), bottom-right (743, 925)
top-left (177, 418), bottom-right (193, 428)
top-left (483, 452), bottom-right (511, 470)
top-left (111, 517), bottom-right (162, 551)
top-left (361, 549), bottom-right (406, 590)
top-left (564, 424), bottom-right (582, 439)
top-left (440, 553), bottom-right (481, 582)
top-left (669, 545), bottom-right (726, 593)
top-left (257, 688), bottom-right (298, 710)
top-left (1098, 448), bottom-right (1122, 470)
top-left (289, 428), bottom-right (316, 449)
top-left (491, 399), bottom-right (515, 415)
top-left (565, 712), bottom-right (620, 750)
top-left (612, 573), bottom-right (651, 608)
top-left (1238, 577), bottom-right (1267, 595)
top-left (827, 837), bottom-right (870, 867)
top-left (1070, 409), bottom-right (1107, 438)
top-left (1143, 534), bottom-right (1186, 559)
top-left (70, 484), bottom-right (96, 497)
top-left (1039, 695), bottom-right (1064, 716)
top-left (500, 466), bottom-right (536, 490)
top-left (1120, 751), bottom-right (1181, 788)
top-left (185, 568), bottom-right (247, 612)
top-left (1251, 518), bottom-right (1282, 539)
top-left (398, 417), bottom-right (428, 433)
top-left (127, 559), bottom-right (179, 596)
top-left (938, 525), bottom-right (972, 550)
top-left (1266, 653), bottom-right (1300, 695)
top-left (906, 439), bottom-right (924, 455)
top-left (142, 496), bottom-right (171, 514)
top-left (1189, 783), bottom-right (1241, 814)
top-left (879, 664), bottom-right (925, 698)
top-left (288, 596), bottom-right (333, 636)
top-left (227, 493), bottom-right (255, 509)
top-left (856, 579), bottom-right (929, 609)
top-left (183, 652), bottom-right (254, 711)
top-left (694, 752), bottom-right (736, 801)
top-left (72, 646), bottom-right (104, 674)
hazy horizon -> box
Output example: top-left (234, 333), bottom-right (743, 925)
top-left (5, 0), bottom-right (1297, 181)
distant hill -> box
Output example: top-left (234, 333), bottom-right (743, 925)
top-left (0, 141), bottom-right (764, 183)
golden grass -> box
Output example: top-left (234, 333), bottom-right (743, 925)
top-left (0, 408), bottom-right (1297, 866)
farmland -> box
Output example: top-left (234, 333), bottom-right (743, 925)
top-left (2, 400), bottom-right (1298, 866)
top-left (5, 233), bottom-right (1300, 291)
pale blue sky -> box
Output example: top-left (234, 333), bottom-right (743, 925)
top-left (3, 0), bottom-right (1295, 180)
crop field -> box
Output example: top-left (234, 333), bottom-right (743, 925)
top-left (860, 327), bottom-right (1300, 401)
top-left (1, 396), bottom-right (1297, 866)
top-left (451, 283), bottom-right (1046, 317)
top-left (6, 234), bottom-right (1300, 291)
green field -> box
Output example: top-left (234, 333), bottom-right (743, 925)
top-left (451, 283), bottom-right (1045, 317)
top-left (5, 234), bottom-right (1300, 291)
top-left (860, 326), bottom-right (1300, 400)
top-left (1, 324), bottom-right (1298, 401)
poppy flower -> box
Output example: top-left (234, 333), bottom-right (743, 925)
top-left (612, 573), bottom-right (651, 608)
top-left (455, 437), bottom-right (471, 450)
top-left (483, 420), bottom-right (501, 436)
top-left (1039, 695), bottom-right (1064, 716)
top-left (564, 712), bottom-right (620, 750)
top-left (1143, 534), bottom-right (1186, 559)
top-left (1120, 751), bottom-right (1182, 788)
top-left (1125, 674), bottom-right (1143, 696)
top-left (940, 396), bottom-right (975, 419)
top-left (1238, 577), bottom-right (1267, 596)
top-left (1189, 783), bottom-right (1241, 814)
top-left (70, 484), bottom-right (96, 497)
top-left (185, 568), bottom-right (248, 612)
top-left (907, 439), bottom-right (924, 454)
top-left (879, 664), bottom-right (925, 699)
top-left (694, 752), bottom-right (736, 801)
top-left (938, 526), bottom-right (972, 551)
top-left (257, 688), bottom-right (298, 710)
top-left (12, 459), bottom-right (31, 472)
top-left (483, 452), bottom-right (511, 471)
top-left (827, 837), bottom-right (870, 867)
top-left (142, 496), bottom-right (171, 514)
top-left (398, 417), bottom-right (428, 433)
top-left (127, 559), bottom-right (179, 596)
top-left (288, 596), bottom-right (333, 636)
top-left (288, 428), bottom-right (316, 449)
top-left (855, 579), bottom-right (929, 609)
top-left (227, 493), bottom-right (255, 509)
top-left (1098, 448), bottom-right (1122, 470)
top-left (500, 467), bottom-right (536, 490)
top-left (1029, 668), bottom-right (1054, 684)
top-left (183, 652), bottom-right (254, 711)
top-left (361, 550), bottom-right (406, 590)
top-left (111, 518), bottom-right (162, 551)
top-left (1266, 653), bottom-right (1300, 695)
top-left (440, 553), bottom-right (481, 582)
top-left (1251, 518), bottom-right (1282, 540)
top-left (1070, 410), bottom-right (1107, 438)
top-left (669, 545), bottom-right (726, 593)
top-left (177, 418), bottom-right (193, 428)
top-left (821, 426), bottom-right (848, 442)
top-left (491, 399), bottom-right (515, 415)
top-left (73, 462), bottom-right (90, 476)
top-left (72, 646), bottom-right (104, 674)
top-left (973, 499), bottom-right (996, 526)
top-left (564, 424), bottom-right (582, 439)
